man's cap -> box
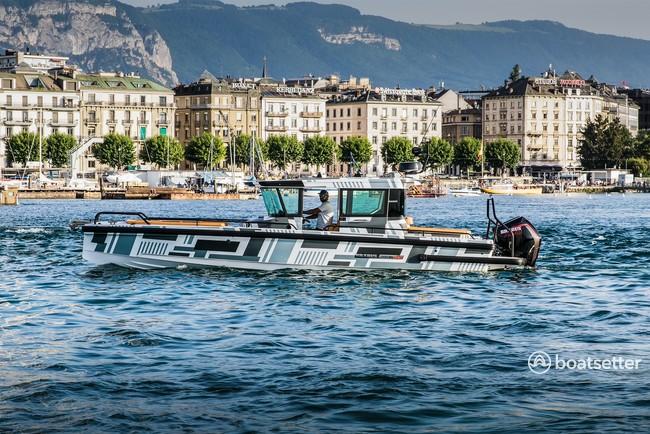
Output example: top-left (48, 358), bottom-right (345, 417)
top-left (319, 190), bottom-right (329, 196)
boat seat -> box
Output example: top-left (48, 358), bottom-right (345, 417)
top-left (127, 219), bottom-right (227, 227)
top-left (407, 226), bottom-right (472, 236)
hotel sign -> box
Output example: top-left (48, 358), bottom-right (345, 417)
top-left (376, 87), bottom-right (426, 96)
top-left (276, 86), bottom-right (315, 95)
top-left (231, 82), bottom-right (256, 90)
top-left (533, 78), bottom-right (558, 86)
top-left (559, 79), bottom-right (585, 87)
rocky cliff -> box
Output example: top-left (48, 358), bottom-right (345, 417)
top-left (0, 0), bottom-right (177, 85)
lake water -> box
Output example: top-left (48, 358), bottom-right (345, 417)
top-left (1, 194), bottom-right (649, 432)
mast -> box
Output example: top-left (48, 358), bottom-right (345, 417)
top-left (39, 107), bottom-right (43, 178)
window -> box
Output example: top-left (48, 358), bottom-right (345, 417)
top-left (357, 108), bottom-right (362, 116)
top-left (391, 108), bottom-right (397, 117)
top-left (22, 96), bottom-right (28, 106)
top-left (261, 188), bottom-right (302, 217)
top-left (372, 108), bottom-right (378, 116)
top-left (347, 108), bottom-right (351, 117)
top-left (340, 189), bottom-right (387, 217)
top-left (160, 96), bottom-right (167, 106)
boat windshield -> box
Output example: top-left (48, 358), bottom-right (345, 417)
top-left (340, 189), bottom-right (387, 217)
top-left (260, 188), bottom-right (303, 217)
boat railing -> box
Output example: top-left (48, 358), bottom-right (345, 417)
top-left (94, 212), bottom-right (151, 224)
top-left (486, 198), bottom-right (515, 257)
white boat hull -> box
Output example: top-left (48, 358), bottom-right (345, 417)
top-left (82, 225), bottom-right (526, 273)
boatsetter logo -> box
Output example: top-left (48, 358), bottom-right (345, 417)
top-left (528, 351), bottom-right (641, 374)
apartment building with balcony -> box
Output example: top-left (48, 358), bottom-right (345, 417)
top-left (326, 88), bottom-right (442, 174)
top-left (260, 86), bottom-right (326, 141)
top-left (0, 68), bottom-right (80, 168)
top-left (174, 73), bottom-right (261, 146)
top-left (483, 72), bottom-right (598, 175)
top-left (483, 71), bottom-right (638, 176)
top-left (71, 72), bottom-right (175, 173)
top-left (442, 107), bottom-right (482, 144)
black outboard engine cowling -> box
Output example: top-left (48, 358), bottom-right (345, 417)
top-left (495, 217), bottom-right (542, 266)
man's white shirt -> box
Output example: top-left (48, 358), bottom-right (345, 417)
top-left (316, 201), bottom-right (334, 230)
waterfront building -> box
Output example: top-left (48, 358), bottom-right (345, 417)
top-left (260, 86), bottom-right (326, 141)
top-left (0, 49), bottom-right (69, 74)
top-left (68, 72), bottom-right (175, 175)
top-left (618, 88), bottom-right (650, 131)
top-left (430, 88), bottom-right (472, 114)
top-left (174, 72), bottom-right (261, 146)
top-left (0, 67), bottom-right (80, 169)
top-left (326, 88), bottom-right (442, 174)
top-left (442, 107), bottom-right (482, 144)
top-left (481, 70), bottom-right (641, 176)
top-left (590, 81), bottom-right (639, 135)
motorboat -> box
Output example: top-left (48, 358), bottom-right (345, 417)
top-left (448, 187), bottom-right (482, 197)
top-left (481, 183), bottom-right (543, 195)
top-left (77, 177), bottom-right (541, 272)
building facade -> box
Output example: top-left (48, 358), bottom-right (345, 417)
top-left (174, 74), bottom-right (261, 145)
top-left (72, 72), bottom-right (175, 174)
top-left (326, 88), bottom-right (442, 174)
top-left (482, 71), bottom-right (640, 175)
top-left (619, 88), bottom-right (650, 131)
top-left (442, 108), bottom-right (482, 144)
top-left (0, 49), bottom-right (69, 74)
top-left (260, 86), bottom-right (326, 141)
top-left (0, 68), bottom-right (80, 168)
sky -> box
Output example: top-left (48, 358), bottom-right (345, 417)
top-left (123, 0), bottom-right (650, 41)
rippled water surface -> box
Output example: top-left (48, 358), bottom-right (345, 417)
top-left (1, 194), bottom-right (650, 433)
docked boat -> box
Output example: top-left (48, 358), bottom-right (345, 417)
top-left (481, 183), bottom-right (543, 195)
top-left (448, 187), bottom-right (482, 197)
top-left (77, 178), bottom-right (541, 272)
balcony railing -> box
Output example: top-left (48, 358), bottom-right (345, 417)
top-left (266, 110), bottom-right (289, 117)
top-left (85, 118), bottom-right (99, 124)
top-left (300, 111), bottom-right (322, 118)
top-left (51, 120), bottom-right (78, 127)
top-left (3, 119), bottom-right (32, 126)
top-left (156, 120), bottom-right (169, 127)
top-left (300, 126), bottom-right (322, 133)
top-left (265, 125), bottom-right (287, 132)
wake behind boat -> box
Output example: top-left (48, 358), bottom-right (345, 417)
top-left (77, 177), bottom-right (541, 272)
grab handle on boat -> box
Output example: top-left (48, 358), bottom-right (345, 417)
top-left (485, 198), bottom-right (515, 257)
top-left (93, 212), bottom-right (151, 224)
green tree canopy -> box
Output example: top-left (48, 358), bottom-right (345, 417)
top-left (340, 136), bottom-right (372, 166)
top-left (453, 137), bottom-right (482, 174)
top-left (509, 64), bottom-right (522, 81)
top-left (266, 135), bottom-right (303, 170)
top-left (381, 137), bottom-right (414, 168)
top-left (419, 137), bottom-right (454, 171)
top-left (302, 135), bottom-right (339, 167)
top-left (185, 133), bottom-right (225, 169)
top-left (485, 139), bottom-right (521, 174)
top-left (579, 114), bottom-right (634, 170)
top-left (44, 133), bottom-right (77, 168)
top-left (5, 132), bottom-right (40, 166)
top-left (635, 131), bottom-right (650, 160)
top-left (139, 135), bottom-right (184, 168)
top-left (627, 157), bottom-right (649, 178)
top-left (92, 134), bottom-right (136, 169)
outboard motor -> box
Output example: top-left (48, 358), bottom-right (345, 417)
top-left (486, 198), bottom-right (542, 267)
top-left (495, 217), bottom-right (542, 266)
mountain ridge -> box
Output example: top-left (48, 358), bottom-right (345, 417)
top-left (1, 0), bottom-right (649, 89)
